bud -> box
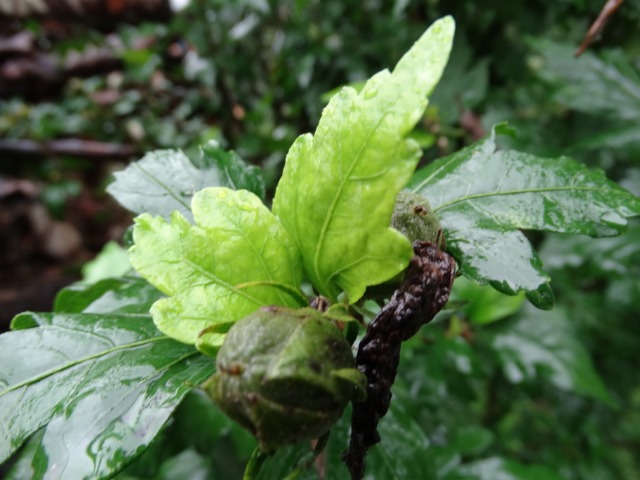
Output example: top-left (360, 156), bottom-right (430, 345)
top-left (203, 307), bottom-right (365, 452)
top-left (391, 191), bottom-right (445, 249)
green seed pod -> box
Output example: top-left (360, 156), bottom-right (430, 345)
top-left (203, 307), bottom-right (366, 452)
top-left (391, 190), bottom-right (445, 249)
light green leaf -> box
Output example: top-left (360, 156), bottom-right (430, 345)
top-left (273, 17), bottom-right (455, 302)
top-left (107, 142), bottom-right (264, 221)
top-left (486, 305), bottom-right (615, 406)
top-left (0, 312), bottom-right (214, 478)
top-left (449, 277), bottom-right (525, 325)
top-left (5, 430), bottom-right (43, 480)
top-left (129, 187), bottom-right (304, 351)
top-left (80, 241), bottom-right (131, 285)
top-left (410, 124), bottom-right (640, 307)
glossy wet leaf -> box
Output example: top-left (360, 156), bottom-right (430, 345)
top-left (129, 187), bottom-right (304, 351)
top-left (409, 124), bottom-right (640, 307)
top-left (54, 275), bottom-right (163, 315)
top-left (531, 39), bottom-right (640, 121)
top-left (0, 311), bottom-right (214, 479)
top-left (485, 305), bottom-right (614, 406)
top-left (113, 390), bottom-right (254, 479)
top-left (107, 142), bottom-right (264, 222)
top-left (4, 430), bottom-right (43, 480)
top-left (273, 17), bottom-right (454, 302)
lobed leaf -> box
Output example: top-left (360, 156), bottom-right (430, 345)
top-left (273, 17), bottom-right (455, 302)
top-left (129, 187), bottom-right (304, 352)
top-left (410, 124), bottom-right (640, 307)
top-left (107, 142), bottom-right (264, 222)
top-left (0, 312), bottom-right (214, 479)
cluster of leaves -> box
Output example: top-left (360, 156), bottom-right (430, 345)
top-left (2, 1), bottom-right (640, 479)
top-left (2, 55), bottom-right (640, 480)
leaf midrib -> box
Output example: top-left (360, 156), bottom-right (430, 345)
top-left (133, 162), bottom-right (191, 211)
top-left (312, 96), bottom-right (390, 296)
top-left (182, 257), bottom-right (265, 306)
top-left (0, 336), bottom-right (170, 397)
top-left (432, 185), bottom-right (602, 212)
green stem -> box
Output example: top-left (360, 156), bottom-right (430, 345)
top-left (243, 446), bottom-right (268, 480)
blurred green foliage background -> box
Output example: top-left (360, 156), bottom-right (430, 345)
top-left (1, 0), bottom-right (639, 478)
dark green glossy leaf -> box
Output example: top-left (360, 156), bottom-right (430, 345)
top-left (54, 275), bottom-right (163, 315)
top-left (485, 305), bottom-right (614, 406)
top-left (197, 142), bottom-right (265, 200)
top-left (446, 457), bottom-right (566, 480)
top-left (5, 430), bottom-right (43, 480)
top-left (0, 312), bottom-right (214, 478)
top-left (531, 39), bottom-right (640, 121)
top-left (80, 241), bottom-right (131, 285)
top-left (106, 141), bottom-right (264, 222)
top-left (114, 390), bottom-right (254, 480)
top-left (409, 124), bottom-right (640, 307)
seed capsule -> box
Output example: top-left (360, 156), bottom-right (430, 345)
top-left (203, 307), bottom-right (366, 452)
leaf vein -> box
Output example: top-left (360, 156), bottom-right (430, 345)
top-left (433, 186), bottom-right (602, 212)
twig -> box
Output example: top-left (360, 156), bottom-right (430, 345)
top-left (342, 241), bottom-right (456, 480)
top-left (575, 0), bottom-right (624, 57)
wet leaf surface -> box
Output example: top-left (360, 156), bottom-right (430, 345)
top-left (410, 124), bottom-right (640, 307)
top-left (0, 311), bottom-right (214, 479)
top-left (54, 275), bottom-right (162, 315)
top-left (107, 143), bottom-right (264, 222)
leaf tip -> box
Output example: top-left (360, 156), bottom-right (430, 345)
top-left (525, 283), bottom-right (555, 310)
